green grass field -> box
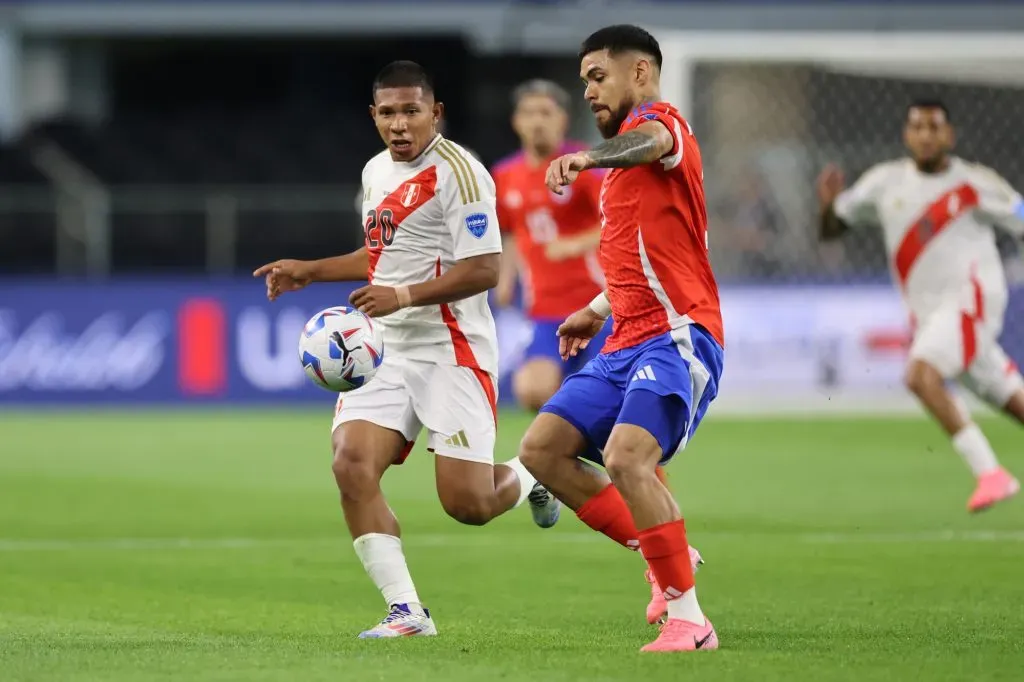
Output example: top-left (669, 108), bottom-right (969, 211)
top-left (1, 409), bottom-right (1022, 681)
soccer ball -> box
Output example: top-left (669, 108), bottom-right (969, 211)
top-left (298, 306), bottom-right (384, 392)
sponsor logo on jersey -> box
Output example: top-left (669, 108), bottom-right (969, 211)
top-left (465, 212), bottom-right (488, 238)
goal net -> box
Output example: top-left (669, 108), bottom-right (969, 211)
top-left (656, 31), bottom-right (1024, 412)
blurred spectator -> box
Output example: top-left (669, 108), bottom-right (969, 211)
top-left (719, 170), bottom-right (786, 280)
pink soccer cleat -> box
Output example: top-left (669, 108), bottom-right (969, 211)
top-left (645, 546), bottom-right (704, 625)
top-left (641, 617), bottom-right (719, 653)
top-left (967, 468), bottom-right (1020, 513)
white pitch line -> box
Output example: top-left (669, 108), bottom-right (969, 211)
top-left (0, 530), bottom-right (1023, 552)
top-left (800, 530), bottom-right (1024, 544)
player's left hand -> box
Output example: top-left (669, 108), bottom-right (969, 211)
top-left (556, 306), bottom-right (607, 360)
top-left (545, 152), bottom-right (592, 195)
top-left (349, 285), bottom-right (401, 317)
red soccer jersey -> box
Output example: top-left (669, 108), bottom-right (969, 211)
top-left (493, 143), bottom-right (605, 319)
top-left (598, 102), bottom-right (724, 353)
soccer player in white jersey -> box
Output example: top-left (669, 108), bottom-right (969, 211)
top-left (253, 61), bottom-right (559, 638)
top-left (818, 99), bottom-right (1024, 513)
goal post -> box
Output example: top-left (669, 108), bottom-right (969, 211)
top-left (654, 31), bottom-right (1024, 414)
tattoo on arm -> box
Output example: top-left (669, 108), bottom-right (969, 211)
top-left (586, 130), bottom-right (664, 169)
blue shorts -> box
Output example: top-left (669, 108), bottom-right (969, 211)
top-left (539, 326), bottom-right (724, 465)
top-left (523, 317), bottom-right (612, 377)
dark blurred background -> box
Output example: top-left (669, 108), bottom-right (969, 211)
top-left (1, 0), bottom-right (1023, 408)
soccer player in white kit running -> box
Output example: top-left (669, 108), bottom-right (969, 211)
top-left (253, 61), bottom-right (559, 638)
top-left (818, 99), bottom-right (1024, 513)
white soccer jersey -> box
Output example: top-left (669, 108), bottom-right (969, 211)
top-left (359, 135), bottom-right (502, 375)
top-left (834, 156), bottom-right (1024, 320)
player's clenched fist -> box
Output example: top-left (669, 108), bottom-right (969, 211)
top-left (545, 151), bottom-right (593, 195)
top-left (349, 284), bottom-right (401, 317)
top-left (556, 306), bottom-right (608, 360)
top-left (252, 259), bottom-right (314, 301)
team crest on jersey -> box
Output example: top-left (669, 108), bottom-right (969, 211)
top-left (400, 184), bottom-right (421, 208)
top-left (465, 213), bottom-right (488, 238)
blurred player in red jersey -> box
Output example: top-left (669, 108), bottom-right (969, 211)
top-left (818, 100), bottom-right (1024, 512)
top-left (518, 26), bottom-right (724, 653)
top-left (493, 79), bottom-right (609, 411)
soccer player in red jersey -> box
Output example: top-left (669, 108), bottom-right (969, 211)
top-left (518, 25), bottom-right (725, 653)
top-left (492, 79), bottom-right (608, 411)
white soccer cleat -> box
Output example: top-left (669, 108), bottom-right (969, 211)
top-left (358, 603), bottom-right (438, 639)
top-left (528, 482), bottom-right (561, 528)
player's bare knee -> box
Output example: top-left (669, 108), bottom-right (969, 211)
top-left (331, 439), bottom-right (379, 498)
top-left (519, 425), bottom-right (562, 478)
top-left (603, 430), bottom-right (661, 487)
top-left (603, 446), bottom-right (647, 485)
top-left (905, 359), bottom-right (943, 397)
top-left (520, 412), bottom-right (586, 479)
top-left (440, 492), bottom-right (495, 526)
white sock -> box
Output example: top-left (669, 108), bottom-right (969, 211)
top-left (666, 587), bottom-right (705, 626)
top-left (499, 456), bottom-right (536, 507)
top-left (352, 533), bottom-right (421, 608)
top-left (952, 423), bottom-right (1000, 477)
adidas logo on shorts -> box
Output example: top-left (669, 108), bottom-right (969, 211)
top-left (443, 430), bottom-right (470, 449)
top-left (631, 365), bottom-right (657, 383)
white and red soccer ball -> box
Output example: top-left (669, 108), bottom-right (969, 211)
top-left (298, 306), bottom-right (384, 392)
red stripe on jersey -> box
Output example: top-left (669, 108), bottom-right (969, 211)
top-left (435, 258), bottom-right (481, 370)
top-left (365, 166), bottom-right (438, 281)
top-left (893, 183), bottom-right (979, 286)
top-left (961, 312), bottom-right (977, 369)
top-left (972, 271), bottom-right (985, 322)
top-left (434, 259), bottom-right (495, 423)
top-left (960, 272), bottom-right (985, 370)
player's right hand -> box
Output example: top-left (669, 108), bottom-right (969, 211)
top-left (556, 306), bottom-right (607, 360)
top-left (252, 259), bottom-right (314, 301)
top-left (545, 152), bottom-right (591, 195)
top-left (816, 164), bottom-right (846, 206)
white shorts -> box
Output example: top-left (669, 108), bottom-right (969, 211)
top-left (331, 357), bottom-right (498, 465)
top-left (910, 290), bottom-right (1023, 406)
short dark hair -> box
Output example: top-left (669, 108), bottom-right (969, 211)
top-left (512, 79), bottom-right (571, 111)
top-left (907, 98), bottom-right (951, 122)
top-left (578, 24), bottom-right (662, 70)
top-left (373, 61), bottom-right (434, 96)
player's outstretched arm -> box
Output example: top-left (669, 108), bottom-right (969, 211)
top-left (583, 121), bottom-right (674, 169)
top-left (546, 226), bottom-right (601, 261)
top-left (349, 254), bottom-right (500, 317)
top-left (495, 235), bottom-right (519, 307)
top-left (545, 121), bottom-right (673, 194)
top-left (253, 248), bottom-right (369, 301)
top-left (819, 204), bottom-right (849, 241)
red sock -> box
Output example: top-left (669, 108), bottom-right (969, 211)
top-left (638, 519), bottom-right (694, 598)
top-left (576, 484), bottom-right (640, 550)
